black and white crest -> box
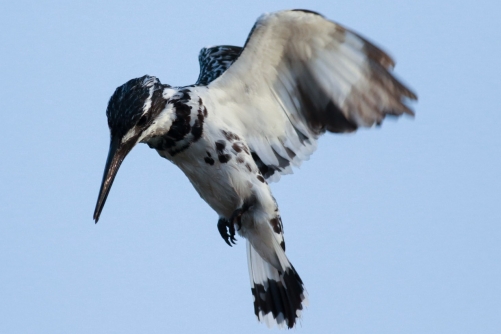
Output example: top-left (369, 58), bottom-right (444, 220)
top-left (106, 75), bottom-right (166, 138)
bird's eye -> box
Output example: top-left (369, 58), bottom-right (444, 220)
top-left (137, 115), bottom-right (148, 126)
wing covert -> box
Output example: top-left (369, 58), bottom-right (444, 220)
top-left (196, 45), bottom-right (242, 85)
top-left (208, 10), bottom-right (417, 181)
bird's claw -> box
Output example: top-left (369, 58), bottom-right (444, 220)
top-left (217, 198), bottom-right (255, 246)
top-left (230, 208), bottom-right (244, 231)
top-left (217, 218), bottom-right (237, 247)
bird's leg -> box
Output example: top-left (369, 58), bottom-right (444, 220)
top-left (229, 196), bottom-right (256, 231)
top-left (217, 196), bottom-right (256, 247)
top-left (217, 218), bottom-right (237, 247)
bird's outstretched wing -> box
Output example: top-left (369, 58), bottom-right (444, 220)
top-left (208, 10), bottom-right (417, 181)
top-left (196, 45), bottom-right (243, 85)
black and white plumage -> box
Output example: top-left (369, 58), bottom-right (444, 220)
top-left (93, 10), bottom-right (416, 329)
top-left (196, 45), bottom-right (242, 85)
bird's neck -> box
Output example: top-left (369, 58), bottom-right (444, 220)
top-left (143, 87), bottom-right (206, 157)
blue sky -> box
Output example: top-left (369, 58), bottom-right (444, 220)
top-left (1, 0), bottom-right (500, 333)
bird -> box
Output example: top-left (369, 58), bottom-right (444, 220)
top-left (93, 9), bottom-right (417, 329)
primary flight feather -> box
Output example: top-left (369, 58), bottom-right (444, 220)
top-left (93, 9), bottom-right (417, 328)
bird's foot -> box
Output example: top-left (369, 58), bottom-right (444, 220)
top-left (229, 196), bottom-right (256, 231)
top-left (230, 208), bottom-right (245, 231)
top-left (218, 197), bottom-right (256, 247)
top-left (217, 218), bottom-right (237, 247)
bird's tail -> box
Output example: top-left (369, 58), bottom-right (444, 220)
top-left (246, 240), bottom-right (308, 328)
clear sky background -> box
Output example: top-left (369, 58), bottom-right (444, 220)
top-left (1, 0), bottom-right (500, 333)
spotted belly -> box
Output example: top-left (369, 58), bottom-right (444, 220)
top-left (158, 137), bottom-right (254, 219)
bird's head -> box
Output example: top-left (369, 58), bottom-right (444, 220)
top-left (93, 75), bottom-right (171, 222)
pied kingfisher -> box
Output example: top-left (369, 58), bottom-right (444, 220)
top-left (93, 9), bottom-right (416, 328)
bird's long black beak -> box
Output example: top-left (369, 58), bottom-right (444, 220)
top-left (93, 136), bottom-right (136, 223)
